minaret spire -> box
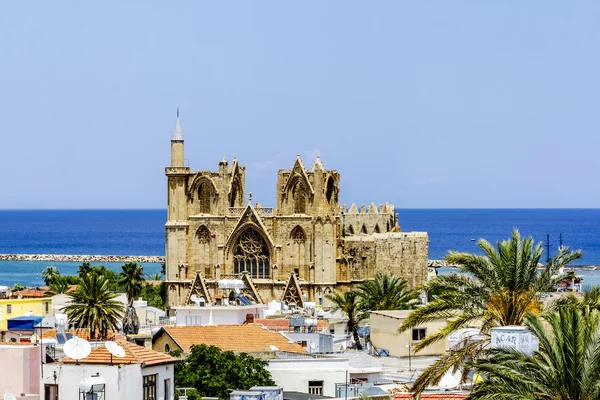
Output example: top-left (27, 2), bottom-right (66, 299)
top-left (172, 107), bottom-right (183, 141)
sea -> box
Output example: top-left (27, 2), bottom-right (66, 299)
top-left (0, 209), bottom-right (599, 288)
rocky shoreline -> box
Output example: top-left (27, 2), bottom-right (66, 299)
top-left (0, 254), bottom-right (165, 263)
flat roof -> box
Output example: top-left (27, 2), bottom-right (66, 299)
top-left (370, 310), bottom-right (412, 319)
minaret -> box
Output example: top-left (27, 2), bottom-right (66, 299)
top-left (171, 107), bottom-right (184, 167)
top-left (165, 109), bottom-right (190, 292)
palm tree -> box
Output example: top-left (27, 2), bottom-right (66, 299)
top-left (468, 307), bottom-right (600, 400)
top-left (357, 272), bottom-right (420, 311)
top-left (551, 285), bottom-right (600, 313)
top-left (41, 266), bottom-right (60, 285)
top-left (326, 290), bottom-right (368, 350)
top-left (77, 262), bottom-right (92, 278)
top-left (147, 272), bottom-right (163, 281)
top-left (64, 273), bottom-right (124, 340)
top-left (45, 276), bottom-right (70, 295)
top-left (399, 229), bottom-right (582, 394)
top-left (119, 262), bottom-right (144, 334)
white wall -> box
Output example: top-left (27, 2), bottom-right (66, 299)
top-left (173, 305), bottom-right (265, 326)
top-left (41, 362), bottom-right (174, 400)
top-left (267, 358), bottom-right (348, 397)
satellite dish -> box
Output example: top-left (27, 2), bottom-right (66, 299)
top-left (438, 369), bottom-right (462, 389)
top-left (4, 393), bottom-right (17, 400)
top-left (309, 341), bottom-right (316, 350)
top-left (269, 345), bottom-right (279, 351)
top-left (64, 337), bottom-right (92, 364)
top-left (105, 341), bottom-right (126, 358)
top-left (191, 294), bottom-right (199, 303)
top-left (234, 287), bottom-right (241, 295)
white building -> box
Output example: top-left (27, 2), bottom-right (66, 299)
top-left (41, 340), bottom-right (177, 400)
top-left (171, 304), bottom-right (266, 326)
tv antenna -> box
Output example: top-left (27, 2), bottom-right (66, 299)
top-left (4, 393), bottom-right (17, 400)
top-left (63, 337), bottom-right (92, 365)
top-left (105, 341), bottom-right (126, 366)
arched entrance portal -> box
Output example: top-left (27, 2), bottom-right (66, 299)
top-left (233, 229), bottom-right (271, 279)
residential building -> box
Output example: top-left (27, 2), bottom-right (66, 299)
top-left (0, 297), bottom-right (52, 330)
top-left (370, 310), bottom-right (449, 357)
top-left (171, 303), bottom-right (265, 326)
top-left (0, 342), bottom-right (41, 397)
top-left (42, 340), bottom-right (177, 400)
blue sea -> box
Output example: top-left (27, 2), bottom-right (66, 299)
top-left (0, 209), bottom-right (599, 287)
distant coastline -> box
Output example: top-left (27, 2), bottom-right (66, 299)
top-left (0, 254), bottom-right (164, 263)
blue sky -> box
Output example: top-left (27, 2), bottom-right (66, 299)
top-left (1, 1), bottom-right (599, 209)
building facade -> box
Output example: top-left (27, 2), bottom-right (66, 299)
top-left (165, 115), bottom-right (428, 308)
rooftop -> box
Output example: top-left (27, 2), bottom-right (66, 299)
top-left (158, 325), bottom-right (307, 354)
top-left (370, 310), bottom-right (413, 319)
top-left (62, 340), bottom-right (177, 366)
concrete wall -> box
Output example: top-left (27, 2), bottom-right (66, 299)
top-left (173, 305), bottom-right (265, 326)
top-left (41, 362), bottom-right (174, 400)
top-left (370, 312), bottom-right (448, 357)
top-left (284, 332), bottom-right (334, 354)
top-left (0, 344), bottom-right (40, 396)
top-left (267, 357), bottom-right (348, 397)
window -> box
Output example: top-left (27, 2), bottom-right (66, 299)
top-left (233, 229), bottom-right (271, 279)
top-left (308, 381), bottom-right (323, 396)
top-left (412, 328), bottom-right (427, 341)
top-left (164, 379), bottom-right (171, 400)
top-left (185, 315), bottom-right (201, 326)
top-left (143, 374), bottom-right (157, 400)
top-left (165, 343), bottom-right (171, 353)
top-left (44, 384), bottom-right (58, 400)
top-left (6, 304), bottom-right (11, 314)
top-left (293, 182), bottom-right (306, 214)
top-left (45, 302), bottom-right (49, 313)
top-left (198, 183), bottom-right (211, 214)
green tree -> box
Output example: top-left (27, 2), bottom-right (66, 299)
top-left (11, 283), bottom-right (25, 292)
top-left (399, 229), bottom-right (582, 394)
top-left (551, 285), bottom-right (600, 313)
top-left (468, 307), bottom-right (600, 400)
top-left (147, 272), bottom-right (163, 281)
top-left (64, 273), bottom-right (124, 340)
top-left (120, 262), bottom-right (144, 334)
top-left (45, 276), bottom-right (70, 295)
top-left (77, 262), bottom-right (92, 278)
top-left (326, 290), bottom-right (367, 350)
top-left (172, 344), bottom-right (275, 399)
top-left (140, 282), bottom-right (166, 309)
top-left (41, 266), bottom-right (60, 285)
top-left (357, 272), bottom-right (420, 311)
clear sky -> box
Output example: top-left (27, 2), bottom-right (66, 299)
top-left (1, 1), bottom-right (599, 209)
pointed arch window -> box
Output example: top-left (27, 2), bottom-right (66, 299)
top-left (198, 183), bottom-right (211, 214)
top-left (290, 225), bottom-right (306, 243)
top-left (233, 229), bottom-right (270, 279)
top-left (230, 180), bottom-right (240, 208)
top-left (374, 224), bottom-right (381, 233)
top-left (361, 224), bottom-right (368, 234)
top-left (197, 225), bottom-right (211, 244)
top-left (293, 181), bottom-right (306, 214)
top-left (326, 177), bottom-right (335, 203)
top-left (347, 225), bottom-right (355, 235)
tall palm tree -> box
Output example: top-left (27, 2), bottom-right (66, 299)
top-left (45, 276), bottom-right (70, 295)
top-left (399, 229), bottom-right (581, 394)
top-left (357, 272), bottom-right (419, 311)
top-left (119, 262), bottom-right (144, 334)
top-left (468, 307), bottom-right (600, 400)
top-left (41, 266), bottom-right (60, 285)
top-left (64, 273), bottom-right (124, 340)
top-left (77, 262), bottom-right (92, 278)
top-left (326, 290), bottom-right (368, 350)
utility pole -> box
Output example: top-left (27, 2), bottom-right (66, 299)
top-left (545, 234), bottom-right (552, 264)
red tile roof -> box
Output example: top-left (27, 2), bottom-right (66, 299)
top-left (42, 329), bottom-right (126, 342)
top-left (161, 325), bottom-right (307, 354)
top-left (62, 340), bottom-right (177, 366)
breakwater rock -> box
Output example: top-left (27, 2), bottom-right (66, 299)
top-left (0, 254), bottom-right (165, 264)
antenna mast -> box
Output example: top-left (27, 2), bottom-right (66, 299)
top-left (545, 234), bottom-right (552, 264)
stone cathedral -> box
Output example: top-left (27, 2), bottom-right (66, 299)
top-left (164, 115), bottom-right (428, 309)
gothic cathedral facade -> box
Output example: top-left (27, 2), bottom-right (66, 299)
top-left (165, 116), bottom-right (428, 308)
